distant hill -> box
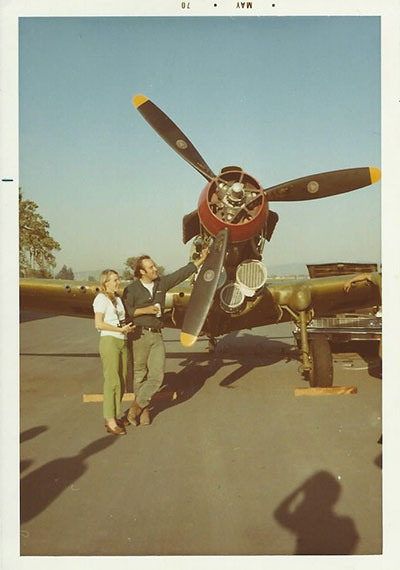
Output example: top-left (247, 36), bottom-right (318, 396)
top-left (73, 261), bottom-right (379, 282)
top-left (74, 263), bottom-right (309, 282)
top-left (266, 263), bottom-right (309, 277)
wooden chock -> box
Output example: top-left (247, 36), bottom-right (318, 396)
top-left (83, 391), bottom-right (178, 403)
top-left (294, 385), bottom-right (358, 397)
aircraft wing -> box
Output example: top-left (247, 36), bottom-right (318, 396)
top-left (214, 272), bottom-right (381, 335)
top-left (19, 278), bottom-right (193, 320)
top-left (20, 278), bottom-right (100, 319)
top-left (20, 272), bottom-right (380, 335)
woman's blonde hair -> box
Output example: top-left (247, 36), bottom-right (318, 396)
top-left (99, 269), bottom-right (120, 304)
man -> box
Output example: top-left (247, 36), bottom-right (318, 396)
top-left (122, 250), bottom-right (208, 426)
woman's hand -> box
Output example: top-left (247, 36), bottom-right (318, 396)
top-left (121, 323), bottom-right (135, 334)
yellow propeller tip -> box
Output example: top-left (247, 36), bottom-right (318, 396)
top-left (369, 167), bottom-right (381, 184)
top-left (180, 332), bottom-right (198, 347)
top-left (132, 94), bottom-right (148, 108)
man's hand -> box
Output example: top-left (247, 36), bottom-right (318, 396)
top-left (343, 279), bottom-right (354, 293)
top-left (344, 273), bottom-right (371, 293)
top-left (194, 246), bottom-right (209, 268)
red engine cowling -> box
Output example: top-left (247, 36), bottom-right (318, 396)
top-left (197, 167), bottom-right (268, 243)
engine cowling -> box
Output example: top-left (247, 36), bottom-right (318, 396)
top-left (197, 167), bottom-right (268, 243)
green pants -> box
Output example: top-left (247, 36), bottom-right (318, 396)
top-left (132, 330), bottom-right (165, 408)
top-left (99, 336), bottom-right (127, 420)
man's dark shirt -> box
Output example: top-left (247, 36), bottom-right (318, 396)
top-left (122, 262), bottom-right (197, 329)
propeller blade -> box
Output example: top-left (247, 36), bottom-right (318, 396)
top-left (264, 167), bottom-right (381, 202)
top-left (133, 94), bottom-right (216, 181)
top-left (181, 228), bottom-right (229, 347)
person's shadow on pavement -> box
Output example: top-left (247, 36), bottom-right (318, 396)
top-left (21, 436), bottom-right (117, 524)
top-left (274, 471), bottom-right (360, 555)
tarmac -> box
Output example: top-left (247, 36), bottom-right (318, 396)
top-left (19, 312), bottom-right (382, 557)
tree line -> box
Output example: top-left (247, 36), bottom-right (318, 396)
top-left (19, 191), bottom-right (164, 282)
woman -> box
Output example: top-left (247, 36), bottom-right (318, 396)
top-left (93, 269), bottom-right (135, 435)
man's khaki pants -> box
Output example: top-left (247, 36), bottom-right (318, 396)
top-left (132, 329), bottom-right (165, 408)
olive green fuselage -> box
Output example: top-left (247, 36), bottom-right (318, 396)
top-left (20, 272), bottom-right (380, 338)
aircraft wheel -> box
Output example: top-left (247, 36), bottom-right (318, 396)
top-left (308, 338), bottom-right (333, 387)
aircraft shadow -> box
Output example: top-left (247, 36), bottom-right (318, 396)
top-left (20, 459), bottom-right (34, 474)
top-left (374, 434), bottom-right (382, 469)
top-left (374, 453), bottom-right (382, 469)
top-left (273, 470), bottom-right (360, 555)
top-left (20, 425), bottom-right (48, 443)
top-left (20, 311), bottom-right (56, 323)
top-left (331, 341), bottom-right (382, 379)
top-left (20, 436), bottom-right (117, 525)
top-left (150, 332), bottom-right (298, 421)
top-left (20, 352), bottom-right (99, 358)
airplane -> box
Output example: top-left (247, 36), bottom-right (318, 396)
top-left (20, 94), bottom-right (381, 388)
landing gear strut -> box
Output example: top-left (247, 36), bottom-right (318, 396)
top-left (287, 307), bottom-right (333, 387)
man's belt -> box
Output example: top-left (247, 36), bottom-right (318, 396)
top-left (141, 326), bottom-right (161, 333)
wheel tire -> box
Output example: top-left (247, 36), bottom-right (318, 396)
top-left (308, 338), bottom-right (333, 387)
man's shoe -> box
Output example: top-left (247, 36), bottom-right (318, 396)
top-left (140, 406), bottom-right (151, 426)
top-left (127, 402), bottom-right (142, 426)
top-left (117, 416), bottom-right (131, 428)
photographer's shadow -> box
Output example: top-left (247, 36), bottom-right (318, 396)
top-left (21, 436), bottom-right (117, 524)
top-left (274, 471), bottom-right (359, 555)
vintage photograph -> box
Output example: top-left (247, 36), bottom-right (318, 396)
top-left (2, 1), bottom-right (399, 569)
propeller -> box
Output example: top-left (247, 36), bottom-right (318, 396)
top-left (180, 228), bottom-right (229, 347)
top-left (132, 95), bottom-right (381, 347)
top-left (264, 167), bottom-right (381, 202)
top-left (133, 95), bottom-right (216, 181)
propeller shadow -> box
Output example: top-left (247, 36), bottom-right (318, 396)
top-left (214, 332), bottom-right (298, 388)
top-left (151, 331), bottom-right (298, 420)
top-left (150, 363), bottom-right (211, 421)
top-left (273, 470), bottom-right (360, 555)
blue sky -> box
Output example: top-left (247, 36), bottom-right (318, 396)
top-left (19, 16), bottom-right (381, 274)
